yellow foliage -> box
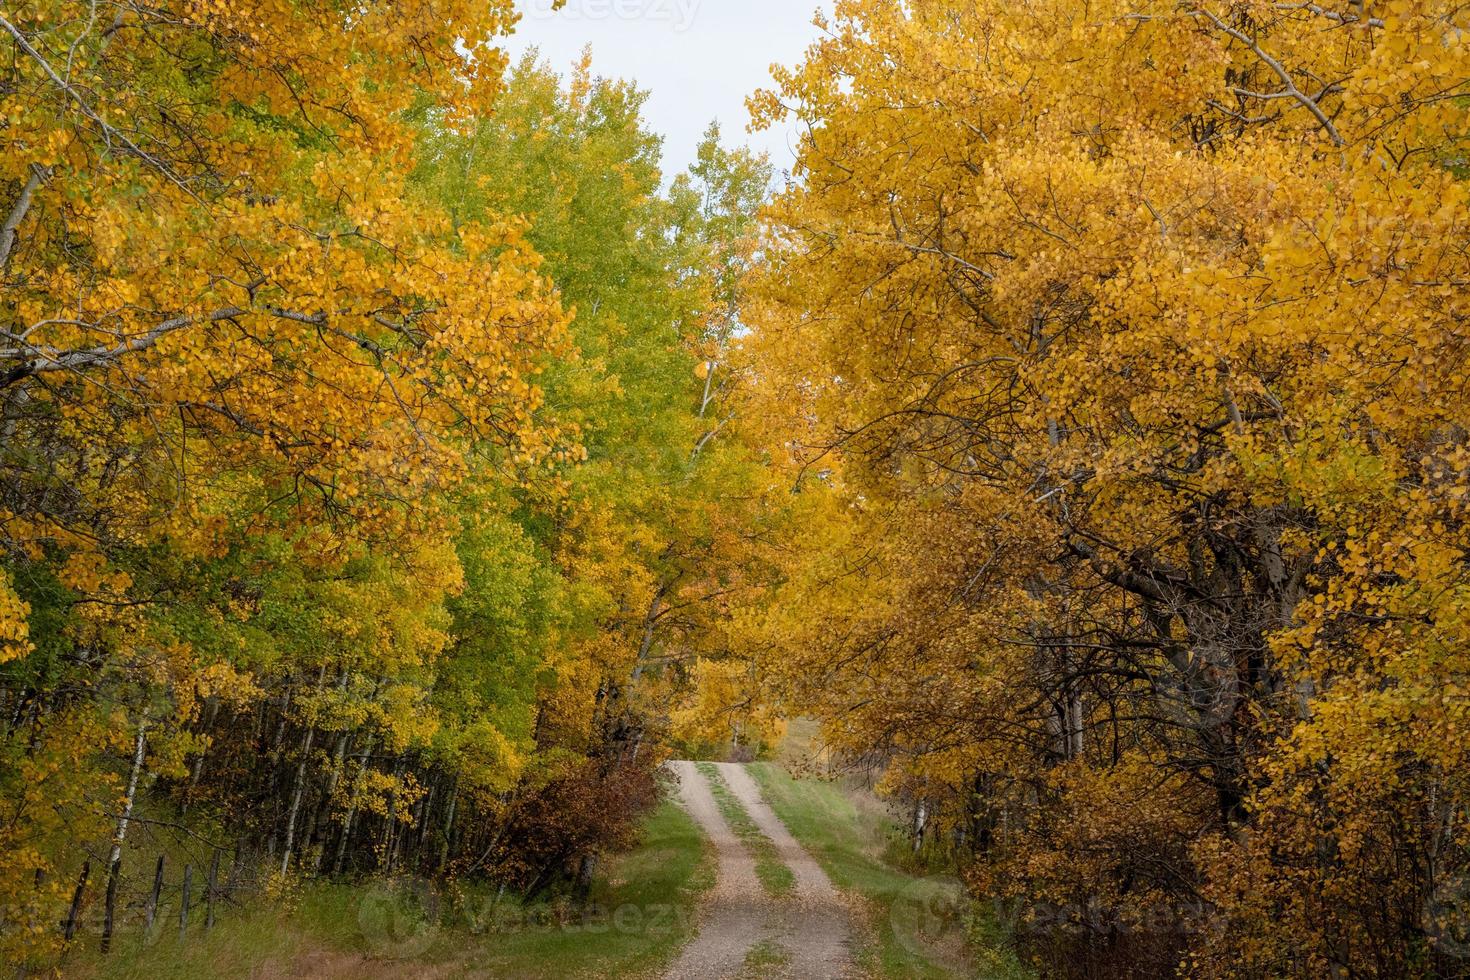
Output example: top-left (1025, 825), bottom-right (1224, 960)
top-left (740, 0), bottom-right (1470, 972)
top-left (0, 569), bottom-right (32, 664)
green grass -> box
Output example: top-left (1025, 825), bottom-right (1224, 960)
top-left (738, 938), bottom-right (792, 979)
top-left (466, 798), bottom-right (714, 978)
top-left (70, 798), bottom-right (713, 980)
top-left (697, 762), bottom-right (795, 898)
top-left (63, 883), bottom-right (361, 980)
top-left (746, 762), bottom-right (1029, 980)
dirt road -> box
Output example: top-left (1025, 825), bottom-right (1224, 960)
top-left (715, 763), bottom-right (851, 979)
top-left (663, 761), bottom-right (851, 980)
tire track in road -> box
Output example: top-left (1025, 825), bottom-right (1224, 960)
top-left (664, 760), bottom-right (769, 979)
top-left (715, 763), bottom-right (852, 979)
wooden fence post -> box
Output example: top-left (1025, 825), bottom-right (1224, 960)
top-left (100, 858), bottom-right (120, 952)
top-left (63, 861), bottom-right (89, 942)
top-left (179, 864), bottom-right (191, 941)
top-left (206, 851), bottom-right (219, 931)
top-left (144, 855), bottom-right (164, 932)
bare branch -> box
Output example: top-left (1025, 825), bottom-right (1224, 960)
top-left (0, 308), bottom-right (246, 387)
top-left (0, 301), bottom-right (350, 388)
top-left (0, 166), bottom-right (47, 274)
top-left (1274, 2), bottom-right (1385, 28)
top-left (1192, 8), bottom-right (1346, 145)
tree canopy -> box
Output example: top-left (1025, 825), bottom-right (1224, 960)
top-left (736, 0), bottom-right (1470, 973)
top-left (3, 0), bottom-right (1468, 976)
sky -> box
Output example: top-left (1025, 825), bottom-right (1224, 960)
top-left (502, 0), bottom-right (831, 179)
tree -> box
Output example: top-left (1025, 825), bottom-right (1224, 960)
top-left (0, 1), bottom-right (569, 961)
top-left (742, 0), bottom-right (1470, 973)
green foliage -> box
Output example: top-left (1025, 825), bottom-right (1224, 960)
top-left (0, 27), bottom-right (770, 966)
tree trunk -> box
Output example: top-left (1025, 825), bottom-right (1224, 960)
top-left (181, 698), bottom-right (219, 817)
top-left (574, 853), bottom-right (598, 903)
top-left (310, 729), bottom-right (351, 874)
top-left (332, 739), bottom-right (376, 877)
top-left (280, 723), bottom-right (317, 875)
top-left (382, 754), bottom-right (405, 873)
top-left (98, 712), bottom-right (148, 953)
top-left (438, 781), bottom-right (458, 873)
top-left (63, 861), bottom-right (89, 942)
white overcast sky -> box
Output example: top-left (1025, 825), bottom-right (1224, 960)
top-left (502, 0), bottom-right (830, 179)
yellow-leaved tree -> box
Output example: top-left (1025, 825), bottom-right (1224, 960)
top-left (0, 0), bottom-right (570, 964)
top-left (741, 0), bottom-right (1470, 973)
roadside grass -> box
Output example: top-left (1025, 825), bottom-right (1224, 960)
top-left (746, 762), bottom-right (1029, 980)
top-left (70, 797), bottom-right (712, 980)
top-left (466, 797), bottom-right (714, 978)
top-left (64, 882), bottom-right (385, 980)
top-left (697, 762), bottom-right (795, 898)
